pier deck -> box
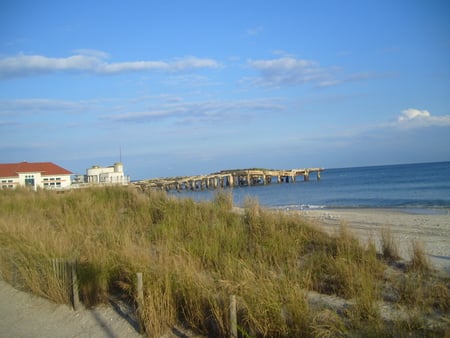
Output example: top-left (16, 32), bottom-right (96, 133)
top-left (134, 168), bottom-right (323, 192)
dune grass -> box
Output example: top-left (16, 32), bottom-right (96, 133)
top-left (0, 186), bottom-right (448, 337)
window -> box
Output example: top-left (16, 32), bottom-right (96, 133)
top-left (25, 175), bottom-right (35, 187)
top-left (2, 183), bottom-right (14, 189)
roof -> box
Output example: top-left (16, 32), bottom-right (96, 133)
top-left (0, 162), bottom-right (72, 178)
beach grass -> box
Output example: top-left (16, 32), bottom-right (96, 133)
top-left (0, 186), bottom-right (448, 337)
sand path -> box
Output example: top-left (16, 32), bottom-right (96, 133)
top-left (0, 280), bottom-right (142, 338)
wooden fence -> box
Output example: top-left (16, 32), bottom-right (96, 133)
top-left (0, 250), bottom-right (80, 310)
top-left (134, 271), bottom-right (239, 337)
top-left (0, 252), bottom-right (241, 337)
top-left (50, 258), bottom-right (80, 310)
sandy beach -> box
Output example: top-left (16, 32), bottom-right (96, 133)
top-left (295, 208), bottom-right (450, 273)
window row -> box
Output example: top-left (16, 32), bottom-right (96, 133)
top-left (44, 182), bottom-right (61, 187)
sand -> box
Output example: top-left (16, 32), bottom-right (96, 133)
top-left (0, 279), bottom-right (143, 338)
top-left (296, 208), bottom-right (450, 273)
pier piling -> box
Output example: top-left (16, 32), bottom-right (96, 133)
top-left (135, 167), bottom-right (323, 192)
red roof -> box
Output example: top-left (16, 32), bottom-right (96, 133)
top-left (0, 162), bottom-right (72, 178)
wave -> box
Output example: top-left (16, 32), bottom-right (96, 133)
top-left (274, 204), bottom-right (326, 211)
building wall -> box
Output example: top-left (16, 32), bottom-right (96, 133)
top-left (18, 172), bottom-right (42, 188)
top-left (0, 176), bottom-right (18, 189)
top-left (1, 172), bottom-right (71, 189)
top-left (87, 166), bottom-right (115, 183)
top-left (42, 174), bottom-right (72, 189)
top-left (85, 163), bottom-right (129, 185)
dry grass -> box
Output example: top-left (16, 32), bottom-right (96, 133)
top-left (409, 240), bottom-right (430, 274)
top-left (380, 227), bottom-right (400, 262)
top-left (0, 187), bottom-right (448, 337)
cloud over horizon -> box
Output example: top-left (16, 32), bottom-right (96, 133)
top-left (0, 52), bottom-right (221, 79)
top-left (397, 108), bottom-right (450, 128)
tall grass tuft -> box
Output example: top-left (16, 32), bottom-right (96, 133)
top-left (380, 227), bottom-right (400, 261)
top-left (409, 240), bottom-right (430, 274)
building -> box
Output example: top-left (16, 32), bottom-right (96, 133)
top-left (85, 162), bottom-right (130, 185)
top-left (0, 161), bottom-right (72, 190)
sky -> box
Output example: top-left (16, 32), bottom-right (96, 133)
top-left (1, 0), bottom-right (449, 180)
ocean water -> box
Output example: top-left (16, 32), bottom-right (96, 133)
top-left (169, 161), bottom-right (450, 212)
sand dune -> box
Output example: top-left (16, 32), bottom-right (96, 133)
top-left (297, 208), bottom-right (450, 273)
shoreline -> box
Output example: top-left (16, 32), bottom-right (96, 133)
top-left (292, 207), bottom-right (450, 274)
top-left (274, 205), bottom-right (450, 215)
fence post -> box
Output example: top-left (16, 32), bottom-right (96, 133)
top-left (70, 260), bottom-right (80, 310)
top-left (136, 272), bottom-right (145, 333)
top-left (11, 260), bottom-right (18, 287)
top-left (230, 294), bottom-right (237, 338)
top-left (51, 258), bottom-right (80, 310)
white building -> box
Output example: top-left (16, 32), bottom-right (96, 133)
top-left (85, 162), bottom-right (130, 185)
top-left (0, 161), bottom-right (72, 190)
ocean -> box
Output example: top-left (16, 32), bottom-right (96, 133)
top-left (169, 161), bottom-right (450, 213)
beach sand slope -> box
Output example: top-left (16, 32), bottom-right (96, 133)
top-left (299, 208), bottom-right (450, 273)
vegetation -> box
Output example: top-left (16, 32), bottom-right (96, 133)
top-left (0, 187), bottom-right (448, 337)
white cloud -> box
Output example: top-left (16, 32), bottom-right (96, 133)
top-left (398, 108), bottom-right (430, 121)
top-left (247, 56), bottom-right (340, 87)
top-left (72, 49), bottom-right (110, 59)
top-left (0, 98), bottom-right (92, 115)
top-left (108, 99), bottom-right (284, 124)
top-left (247, 56), bottom-right (381, 88)
top-left (0, 52), bottom-right (221, 79)
top-left (169, 56), bottom-right (220, 71)
top-left (397, 108), bottom-right (450, 128)
top-left (100, 60), bottom-right (169, 74)
top-left (164, 74), bottom-right (222, 88)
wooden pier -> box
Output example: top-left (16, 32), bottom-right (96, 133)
top-left (134, 168), bottom-right (323, 192)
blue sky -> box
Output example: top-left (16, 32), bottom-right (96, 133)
top-left (1, 0), bottom-right (449, 179)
